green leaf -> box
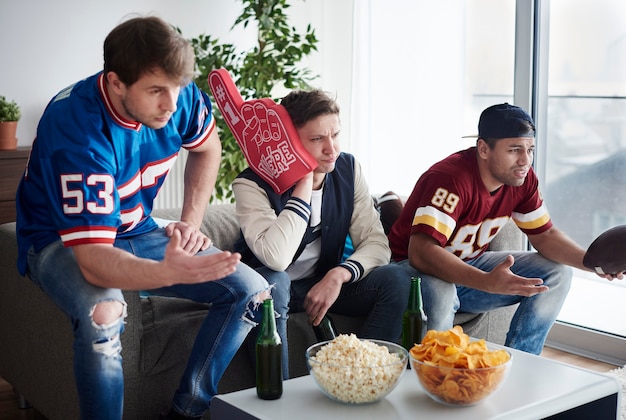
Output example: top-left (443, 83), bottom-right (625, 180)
top-left (0, 95), bottom-right (21, 122)
top-left (186, 0), bottom-right (319, 203)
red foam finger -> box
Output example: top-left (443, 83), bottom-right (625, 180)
top-left (266, 111), bottom-right (282, 141)
top-left (208, 68), bottom-right (318, 193)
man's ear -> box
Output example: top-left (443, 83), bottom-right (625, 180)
top-left (476, 138), bottom-right (490, 158)
top-left (106, 71), bottom-right (125, 94)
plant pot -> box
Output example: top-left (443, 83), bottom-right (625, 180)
top-left (0, 121), bottom-right (18, 150)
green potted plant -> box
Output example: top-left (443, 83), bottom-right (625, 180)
top-left (0, 95), bottom-right (21, 150)
top-left (188, 0), bottom-right (319, 202)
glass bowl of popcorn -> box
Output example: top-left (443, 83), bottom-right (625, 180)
top-left (409, 326), bottom-right (513, 406)
top-left (305, 334), bottom-right (408, 404)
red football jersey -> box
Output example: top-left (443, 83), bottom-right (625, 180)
top-left (389, 147), bottom-right (552, 261)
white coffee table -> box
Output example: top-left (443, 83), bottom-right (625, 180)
top-left (211, 346), bottom-right (621, 419)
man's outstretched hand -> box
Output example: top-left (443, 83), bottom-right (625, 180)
top-left (487, 254), bottom-right (549, 296)
top-left (162, 228), bottom-right (240, 284)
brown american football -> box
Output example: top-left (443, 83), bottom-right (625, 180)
top-left (582, 225), bottom-right (626, 275)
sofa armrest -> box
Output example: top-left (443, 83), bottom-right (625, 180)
top-left (0, 222), bottom-right (81, 420)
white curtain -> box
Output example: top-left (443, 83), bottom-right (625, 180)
top-left (350, 1), bottom-right (473, 197)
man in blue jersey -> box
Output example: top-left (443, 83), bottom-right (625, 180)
top-left (15, 16), bottom-right (269, 420)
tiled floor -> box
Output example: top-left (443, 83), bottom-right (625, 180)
top-left (540, 346), bottom-right (617, 373)
top-left (0, 376), bottom-right (46, 419)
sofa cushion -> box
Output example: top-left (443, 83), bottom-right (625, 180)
top-left (140, 296), bottom-right (210, 377)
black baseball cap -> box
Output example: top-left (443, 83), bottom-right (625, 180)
top-left (463, 103), bottom-right (535, 139)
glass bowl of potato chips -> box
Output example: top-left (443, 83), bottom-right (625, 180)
top-left (306, 334), bottom-right (407, 404)
top-left (409, 326), bottom-right (512, 406)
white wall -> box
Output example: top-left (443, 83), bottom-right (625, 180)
top-left (0, 0), bottom-right (353, 148)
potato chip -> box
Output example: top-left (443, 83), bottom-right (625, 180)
top-left (409, 326), bottom-right (511, 405)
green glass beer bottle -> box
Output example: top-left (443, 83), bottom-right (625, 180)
top-left (402, 276), bottom-right (428, 353)
top-left (312, 315), bottom-right (337, 342)
top-left (256, 298), bottom-right (283, 400)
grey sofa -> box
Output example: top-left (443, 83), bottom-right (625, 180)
top-left (0, 204), bottom-right (522, 419)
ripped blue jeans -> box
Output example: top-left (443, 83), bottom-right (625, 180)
top-left (26, 228), bottom-right (269, 420)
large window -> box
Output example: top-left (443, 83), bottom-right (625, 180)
top-left (351, 0), bottom-right (515, 197)
top-left (539, 0), bottom-right (626, 363)
top-left (352, 0), bottom-right (626, 364)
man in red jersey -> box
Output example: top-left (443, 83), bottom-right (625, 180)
top-left (388, 103), bottom-right (622, 354)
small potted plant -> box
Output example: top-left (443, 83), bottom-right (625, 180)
top-left (0, 95), bottom-right (21, 150)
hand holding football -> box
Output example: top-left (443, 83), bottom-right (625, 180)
top-left (582, 225), bottom-right (626, 275)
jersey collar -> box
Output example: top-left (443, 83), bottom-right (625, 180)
top-left (98, 73), bottom-right (142, 132)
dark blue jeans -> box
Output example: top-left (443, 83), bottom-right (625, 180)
top-left (252, 263), bottom-right (411, 378)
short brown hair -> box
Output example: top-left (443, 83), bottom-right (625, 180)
top-left (103, 16), bottom-right (195, 86)
top-left (280, 89), bottom-right (340, 128)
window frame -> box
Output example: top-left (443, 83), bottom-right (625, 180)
top-left (517, 0), bottom-right (626, 365)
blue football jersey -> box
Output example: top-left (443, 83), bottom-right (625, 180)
top-left (15, 72), bottom-right (216, 275)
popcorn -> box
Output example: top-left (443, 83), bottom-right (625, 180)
top-left (308, 334), bottom-right (405, 404)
